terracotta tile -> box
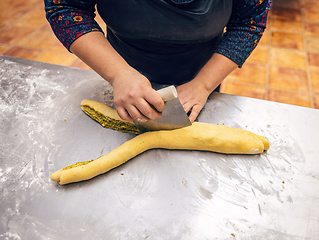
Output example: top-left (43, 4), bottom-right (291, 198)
top-left (0, 26), bottom-right (33, 44)
top-left (1, 0), bottom-right (22, 8)
top-left (310, 72), bottom-right (319, 95)
top-left (17, 30), bottom-right (58, 49)
top-left (301, 0), bottom-right (319, 13)
top-left (220, 81), bottom-right (227, 92)
top-left (49, 42), bottom-right (69, 53)
top-left (272, 7), bottom-right (301, 21)
top-left (222, 82), bottom-right (266, 100)
top-left (40, 22), bottom-right (55, 32)
top-left (247, 44), bottom-right (268, 63)
top-left (303, 9), bottom-right (319, 23)
top-left (71, 59), bottom-right (93, 70)
top-left (0, 43), bottom-right (10, 53)
top-left (3, 46), bottom-right (42, 60)
top-left (272, 0), bottom-right (300, 9)
top-left (0, 4), bottom-right (32, 23)
top-left (271, 18), bottom-right (302, 34)
top-left (1, 0), bottom-right (37, 8)
top-left (13, 9), bottom-right (46, 29)
top-left (259, 28), bottom-right (269, 45)
top-left (271, 32), bottom-right (304, 50)
top-left (301, 0), bottom-right (319, 4)
top-left (2, 0), bottom-right (44, 23)
top-left (268, 89), bottom-right (311, 107)
top-left (269, 47), bottom-right (306, 69)
top-left (227, 62), bottom-right (267, 85)
top-left (36, 51), bottom-right (77, 66)
top-left (305, 22), bottom-right (319, 37)
top-left (1, 0), bottom-right (44, 9)
top-left (269, 66), bottom-right (308, 92)
top-left (28, 0), bottom-right (45, 10)
top-left (306, 36), bottom-right (319, 54)
top-left (308, 53), bottom-right (319, 72)
top-left (314, 95), bottom-right (319, 109)
top-left (1, 0), bottom-right (44, 11)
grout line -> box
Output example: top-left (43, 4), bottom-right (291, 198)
top-left (299, 0), bottom-right (315, 108)
top-left (220, 79), bottom-right (227, 93)
top-left (225, 79), bottom-right (267, 89)
top-left (68, 56), bottom-right (81, 68)
top-left (227, 78), bottom-right (310, 95)
top-left (264, 6), bottom-right (274, 101)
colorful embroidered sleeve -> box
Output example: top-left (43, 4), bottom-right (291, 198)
top-left (44, 0), bottom-right (103, 51)
top-left (215, 0), bottom-right (272, 67)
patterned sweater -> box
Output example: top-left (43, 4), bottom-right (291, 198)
top-left (44, 0), bottom-right (272, 67)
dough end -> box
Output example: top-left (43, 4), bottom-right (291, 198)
top-left (257, 135), bottom-right (270, 150)
top-left (51, 169), bottom-right (62, 182)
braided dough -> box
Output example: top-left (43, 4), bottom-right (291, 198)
top-left (51, 100), bottom-right (269, 185)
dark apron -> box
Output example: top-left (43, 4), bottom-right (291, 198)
top-left (97, 0), bottom-right (232, 85)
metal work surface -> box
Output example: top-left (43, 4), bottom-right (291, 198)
top-left (1, 55), bottom-right (319, 239)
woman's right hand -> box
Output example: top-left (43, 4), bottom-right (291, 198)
top-left (69, 32), bottom-right (164, 122)
top-left (111, 68), bottom-right (165, 122)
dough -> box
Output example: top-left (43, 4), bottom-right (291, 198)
top-left (51, 100), bottom-right (269, 185)
top-left (81, 99), bottom-right (140, 134)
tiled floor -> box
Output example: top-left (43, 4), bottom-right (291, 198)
top-left (222, 0), bottom-right (319, 109)
top-left (1, 0), bottom-right (319, 109)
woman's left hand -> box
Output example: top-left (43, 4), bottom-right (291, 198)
top-left (176, 81), bottom-right (211, 123)
top-left (176, 53), bottom-right (238, 123)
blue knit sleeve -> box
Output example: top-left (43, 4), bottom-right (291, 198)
top-left (44, 0), bottom-right (104, 51)
top-left (215, 0), bottom-right (272, 67)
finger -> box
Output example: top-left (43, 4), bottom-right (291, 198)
top-left (144, 89), bottom-right (165, 113)
top-left (117, 107), bottom-right (134, 122)
top-left (182, 102), bottom-right (192, 115)
top-left (188, 105), bottom-right (202, 123)
top-left (135, 99), bottom-right (162, 120)
top-left (126, 104), bottom-right (150, 122)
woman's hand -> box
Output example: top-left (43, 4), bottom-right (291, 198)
top-left (69, 32), bottom-right (165, 122)
top-left (69, 32), bottom-right (237, 123)
top-left (111, 68), bottom-right (165, 122)
top-left (176, 81), bottom-right (211, 123)
top-left (177, 53), bottom-right (238, 122)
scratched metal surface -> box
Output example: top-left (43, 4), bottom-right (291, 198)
top-left (1, 55), bottom-right (319, 240)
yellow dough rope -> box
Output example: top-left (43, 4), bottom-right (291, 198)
top-left (51, 100), bottom-right (269, 185)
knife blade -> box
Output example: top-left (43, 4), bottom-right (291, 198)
top-left (133, 85), bottom-right (192, 133)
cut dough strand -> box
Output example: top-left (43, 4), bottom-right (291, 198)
top-left (51, 100), bottom-right (270, 185)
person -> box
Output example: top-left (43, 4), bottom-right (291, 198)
top-left (44, 0), bottom-right (272, 123)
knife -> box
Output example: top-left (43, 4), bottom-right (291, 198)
top-left (133, 85), bottom-right (192, 133)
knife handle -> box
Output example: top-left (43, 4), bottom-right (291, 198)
top-left (157, 85), bottom-right (178, 102)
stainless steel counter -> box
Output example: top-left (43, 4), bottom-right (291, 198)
top-left (1, 55), bottom-right (319, 239)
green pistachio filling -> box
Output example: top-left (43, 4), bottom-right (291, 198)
top-left (62, 160), bottom-right (94, 170)
top-left (81, 105), bottom-right (140, 135)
